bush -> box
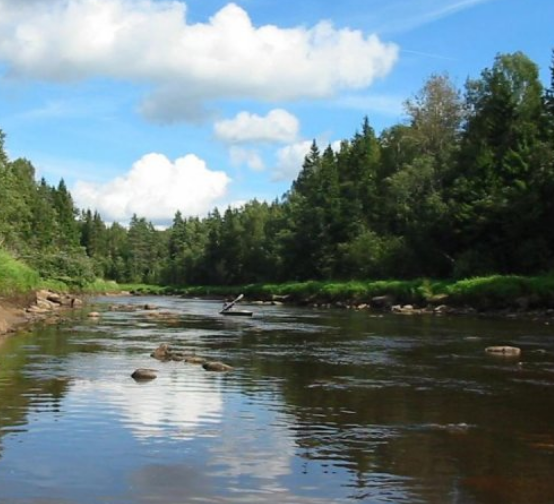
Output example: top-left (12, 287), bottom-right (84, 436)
top-left (31, 250), bottom-right (96, 287)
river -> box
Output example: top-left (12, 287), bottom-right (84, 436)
top-left (1, 296), bottom-right (554, 503)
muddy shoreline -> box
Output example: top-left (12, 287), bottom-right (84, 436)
top-left (0, 290), bottom-right (83, 339)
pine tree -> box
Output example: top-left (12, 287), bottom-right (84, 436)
top-left (452, 52), bottom-right (545, 275)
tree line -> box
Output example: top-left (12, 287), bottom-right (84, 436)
top-left (1, 50), bottom-right (554, 287)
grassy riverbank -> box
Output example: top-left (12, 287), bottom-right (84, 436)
top-left (0, 250), bottom-right (122, 295)
top-left (3, 248), bottom-right (554, 313)
top-left (122, 274), bottom-right (554, 311)
top-left (0, 250), bottom-right (42, 294)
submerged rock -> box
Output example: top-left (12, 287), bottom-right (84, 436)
top-left (150, 343), bottom-right (172, 361)
top-left (185, 355), bottom-right (207, 365)
top-left (202, 361), bottom-right (233, 372)
top-left (150, 343), bottom-right (187, 362)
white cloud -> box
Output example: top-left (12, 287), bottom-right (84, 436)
top-left (229, 147), bottom-right (265, 172)
top-left (272, 140), bottom-right (314, 182)
top-left (0, 0), bottom-right (399, 123)
top-left (215, 109), bottom-right (299, 144)
top-left (72, 152), bottom-right (231, 224)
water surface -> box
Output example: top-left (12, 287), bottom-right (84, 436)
top-left (1, 296), bottom-right (554, 503)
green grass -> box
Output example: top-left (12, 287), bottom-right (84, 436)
top-left (117, 283), bottom-right (169, 295)
top-left (3, 245), bottom-right (554, 311)
top-left (1, 249), bottom-right (136, 296)
top-left (156, 275), bottom-right (554, 311)
top-left (445, 274), bottom-right (554, 309)
top-left (0, 249), bottom-right (41, 294)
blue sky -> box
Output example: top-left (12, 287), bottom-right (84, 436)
top-left (0, 0), bottom-right (552, 226)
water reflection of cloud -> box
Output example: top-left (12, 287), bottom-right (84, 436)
top-left (128, 463), bottom-right (348, 504)
top-left (207, 406), bottom-right (295, 482)
top-left (69, 367), bottom-right (223, 441)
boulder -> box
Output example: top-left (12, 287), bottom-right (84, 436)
top-left (185, 356), bottom-right (207, 364)
top-left (371, 295), bottom-right (394, 310)
top-left (37, 299), bottom-right (56, 310)
top-left (151, 343), bottom-right (171, 361)
top-left (485, 345), bottom-right (521, 357)
top-left (26, 306), bottom-right (50, 314)
top-left (202, 361), bottom-right (233, 372)
top-left (131, 368), bottom-right (157, 380)
top-left (36, 289), bottom-right (58, 303)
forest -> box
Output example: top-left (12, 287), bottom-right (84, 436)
top-left (1, 50), bottom-right (554, 289)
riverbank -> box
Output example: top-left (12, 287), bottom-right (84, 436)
top-left (0, 299), bottom-right (28, 337)
top-left (124, 275), bottom-right (554, 315)
top-left (0, 290), bottom-right (83, 338)
top-left (4, 273), bottom-right (554, 338)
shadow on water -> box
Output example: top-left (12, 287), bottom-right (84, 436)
top-left (1, 295), bottom-right (554, 503)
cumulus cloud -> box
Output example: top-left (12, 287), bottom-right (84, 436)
top-left (0, 0), bottom-right (399, 123)
top-left (229, 147), bottom-right (265, 172)
top-left (72, 153), bottom-right (231, 224)
top-left (273, 140), bottom-right (314, 182)
top-left (215, 109), bottom-right (299, 144)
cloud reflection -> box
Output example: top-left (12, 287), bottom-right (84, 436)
top-left (69, 368), bottom-right (223, 440)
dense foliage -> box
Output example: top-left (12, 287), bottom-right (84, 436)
top-left (1, 51), bottom-right (554, 287)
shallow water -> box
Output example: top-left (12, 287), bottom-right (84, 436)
top-left (1, 296), bottom-right (554, 503)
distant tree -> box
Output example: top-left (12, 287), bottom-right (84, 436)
top-left (0, 158), bottom-right (36, 253)
top-left (0, 129), bottom-right (7, 168)
top-left (53, 179), bottom-right (80, 249)
top-left (404, 73), bottom-right (464, 168)
top-left (281, 141), bottom-right (326, 280)
top-left (126, 215), bottom-right (161, 283)
top-left (338, 118), bottom-right (381, 235)
top-left (30, 179), bottom-right (59, 251)
top-left (451, 51), bottom-right (546, 275)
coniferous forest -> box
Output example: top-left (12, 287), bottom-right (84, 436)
top-left (1, 51), bottom-right (554, 288)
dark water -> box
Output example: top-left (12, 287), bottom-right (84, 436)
top-left (1, 296), bottom-right (554, 504)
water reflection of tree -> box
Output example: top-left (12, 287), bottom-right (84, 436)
top-left (245, 346), bottom-right (554, 503)
top-left (0, 327), bottom-right (73, 459)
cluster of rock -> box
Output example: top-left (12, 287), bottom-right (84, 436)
top-left (108, 303), bottom-right (158, 312)
top-left (305, 295), bottom-right (513, 318)
top-left (27, 290), bottom-right (83, 314)
top-left (251, 292), bottom-right (554, 321)
top-left (1, 289), bottom-right (86, 335)
top-left (13, 290), bottom-right (85, 329)
top-left (132, 343), bottom-right (234, 380)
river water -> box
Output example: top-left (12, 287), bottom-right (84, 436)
top-left (1, 296), bottom-right (554, 504)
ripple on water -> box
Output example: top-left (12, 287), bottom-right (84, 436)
top-left (3, 296), bottom-right (554, 504)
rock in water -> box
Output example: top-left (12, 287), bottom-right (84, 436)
top-left (131, 368), bottom-right (158, 380)
top-left (202, 361), bottom-right (233, 372)
top-left (485, 346), bottom-right (521, 357)
top-left (151, 343), bottom-right (171, 361)
top-left (185, 355), bottom-right (207, 364)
